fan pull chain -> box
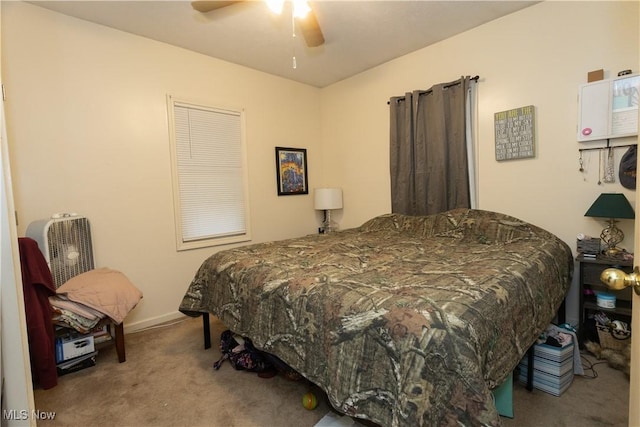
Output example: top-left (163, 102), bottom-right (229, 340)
top-left (291, 7), bottom-right (297, 69)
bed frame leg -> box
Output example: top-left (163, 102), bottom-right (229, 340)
top-left (202, 313), bottom-right (211, 349)
top-left (526, 346), bottom-right (534, 391)
top-left (558, 300), bottom-right (566, 324)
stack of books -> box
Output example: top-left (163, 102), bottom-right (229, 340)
top-left (576, 236), bottom-right (601, 255)
top-left (90, 324), bottom-right (114, 345)
top-left (57, 351), bottom-right (97, 376)
top-left (518, 341), bottom-right (574, 396)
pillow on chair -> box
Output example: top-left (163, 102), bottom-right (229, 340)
top-left (56, 268), bottom-right (143, 324)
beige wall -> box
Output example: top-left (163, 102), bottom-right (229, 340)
top-left (321, 1), bottom-right (639, 325)
top-left (2, 2), bottom-right (323, 329)
top-left (2, 1), bottom-right (639, 329)
top-left (323, 0), bottom-right (638, 239)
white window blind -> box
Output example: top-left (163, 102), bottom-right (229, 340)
top-left (169, 97), bottom-right (250, 250)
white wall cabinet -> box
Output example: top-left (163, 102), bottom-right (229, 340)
top-left (577, 74), bottom-right (639, 142)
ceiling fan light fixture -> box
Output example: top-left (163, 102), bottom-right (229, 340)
top-left (191, 0), bottom-right (324, 48)
top-left (292, 0), bottom-right (311, 18)
top-left (266, 0), bottom-right (284, 14)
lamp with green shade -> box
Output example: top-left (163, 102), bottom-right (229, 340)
top-left (584, 193), bottom-right (635, 256)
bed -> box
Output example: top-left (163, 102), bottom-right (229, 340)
top-left (179, 208), bottom-right (573, 426)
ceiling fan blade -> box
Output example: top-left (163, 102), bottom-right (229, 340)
top-left (193, 1), bottom-right (325, 48)
top-left (191, 1), bottom-right (243, 13)
top-left (297, 8), bottom-right (324, 47)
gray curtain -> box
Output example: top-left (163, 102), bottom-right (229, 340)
top-left (389, 76), bottom-right (472, 215)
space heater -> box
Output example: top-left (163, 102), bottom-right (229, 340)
top-left (26, 213), bottom-right (95, 288)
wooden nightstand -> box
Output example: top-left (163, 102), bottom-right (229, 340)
top-left (576, 253), bottom-right (633, 347)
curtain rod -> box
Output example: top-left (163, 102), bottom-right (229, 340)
top-left (387, 76), bottom-right (479, 105)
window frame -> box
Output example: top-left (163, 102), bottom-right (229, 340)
top-left (167, 95), bottom-right (251, 251)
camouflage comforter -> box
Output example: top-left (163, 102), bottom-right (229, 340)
top-left (179, 209), bottom-right (573, 427)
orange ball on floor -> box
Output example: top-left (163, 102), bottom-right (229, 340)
top-left (302, 392), bottom-right (318, 410)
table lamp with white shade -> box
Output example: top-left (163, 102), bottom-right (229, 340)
top-left (314, 188), bottom-right (343, 233)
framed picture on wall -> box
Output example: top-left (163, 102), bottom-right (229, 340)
top-left (275, 147), bottom-right (308, 195)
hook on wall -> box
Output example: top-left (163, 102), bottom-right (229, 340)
top-left (578, 139), bottom-right (636, 154)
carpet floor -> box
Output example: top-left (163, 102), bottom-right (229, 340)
top-left (34, 316), bottom-right (629, 427)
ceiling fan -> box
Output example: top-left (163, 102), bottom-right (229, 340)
top-left (191, 1), bottom-right (325, 47)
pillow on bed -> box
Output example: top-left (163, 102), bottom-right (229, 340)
top-left (359, 213), bottom-right (402, 232)
top-left (359, 209), bottom-right (536, 243)
top-left (359, 213), bottom-right (438, 235)
top-left (434, 211), bottom-right (534, 244)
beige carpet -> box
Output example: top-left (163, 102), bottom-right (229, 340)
top-left (34, 316), bottom-right (629, 427)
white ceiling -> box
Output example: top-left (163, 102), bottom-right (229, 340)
top-left (30, 1), bottom-right (538, 88)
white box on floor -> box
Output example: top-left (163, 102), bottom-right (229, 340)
top-left (55, 332), bottom-right (95, 363)
top-left (518, 342), bottom-right (574, 396)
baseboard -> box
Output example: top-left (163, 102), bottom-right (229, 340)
top-left (123, 310), bottom-right (188, 333)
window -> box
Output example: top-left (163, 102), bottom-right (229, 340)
top-left (167, 96), bottom-right (251, 250)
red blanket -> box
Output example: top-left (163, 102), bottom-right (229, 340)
top-left (18, 237), bottom-right (57, 389)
